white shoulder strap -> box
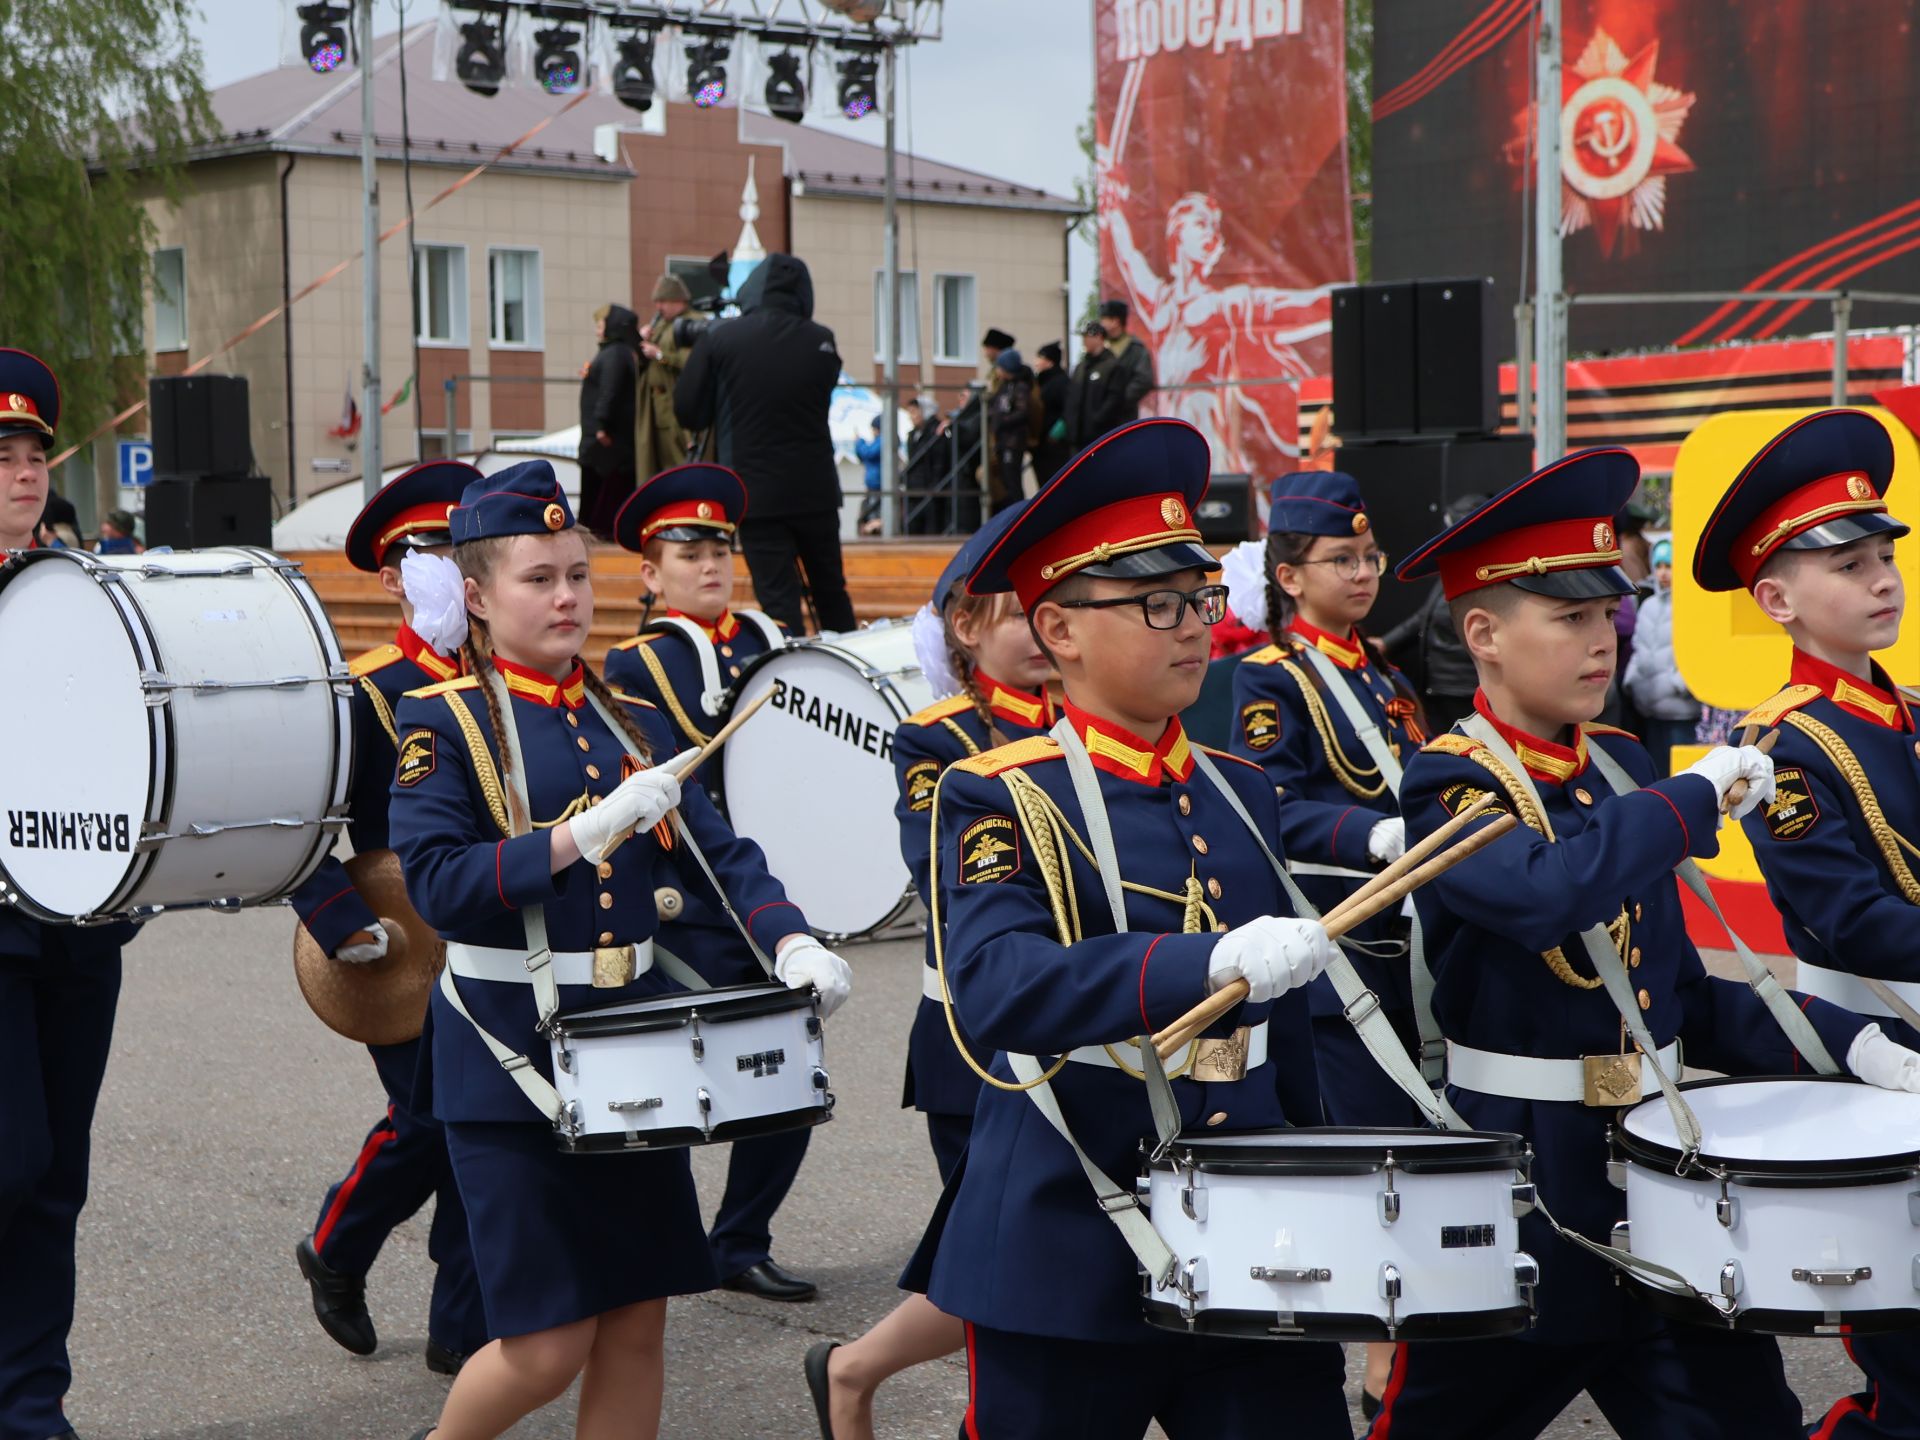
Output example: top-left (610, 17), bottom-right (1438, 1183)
top-left (645, 616), bottom-right (730, 717)
top-left (734, 608), bottom-right (787, 652)
top-left (1296, 643), bottom-right (1404, 797)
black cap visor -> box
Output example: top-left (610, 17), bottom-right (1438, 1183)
top-left (1778, 511), bottom-right (1910, 553)
top-left (648, 523), bottom-right (733, 545)
top-left (1077, 540), bottom-right (1220, 584)
top-left (1508, 564), bottom-right (1636, 600)
top-left (0, 420), bottom-right (51, 449)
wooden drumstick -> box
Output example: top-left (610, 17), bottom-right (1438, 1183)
top-left (604, 688), bottom-right (775, 856)
top-left (1722, 726), bottom-right (1779, 814)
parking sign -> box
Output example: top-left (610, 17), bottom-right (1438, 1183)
top-left (118, 439), bottom-right (154, 489)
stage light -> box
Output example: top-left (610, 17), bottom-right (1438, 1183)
top-left (296, 3), bottom-right (350, 74)
top-left (454, 14), bottom-right (507, 96)
top-left (612, 31), bottom-right (657, 113)
top-left (836, 51), bottom-right (879, 119)
top-left (686, 39), bottom-right (730, 108)
top-left (764, 50), bottom-right (807, 125)
top-left (533, 23), bottom-right (583, 93)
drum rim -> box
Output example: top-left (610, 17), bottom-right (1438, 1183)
top-left (1141, 1296), bottom-right (1535, 1343)
top-left (1624, 1275), bottom-right (1920, 1337)
top-left (1146, 1125), bottom-right (1530, 1177)
top-left (1614, 1073), bottom-right (1920, 1183)
top-left (551, 980), bottom-right (817, 1038)
top-left (554, 1101), bottom-right (831, 1154)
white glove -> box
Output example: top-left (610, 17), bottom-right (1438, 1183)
top-left (1367, 816), bottom-right (1406, 866)
top-left (654, 745), bottom-right (704, 781)
top-left (775, 937), bottom-right (853, 1018)
top-left (1207, 916), bottom-right (1338, 1004)
top-left (335, 921), bottom-right (389, 965)
top-left (568, 767), bottom-right (682, 865)
top-left (1680, 744), bottom-right (1776, 821)
top-left (1847, 1025), bottom-right (1920, 1093)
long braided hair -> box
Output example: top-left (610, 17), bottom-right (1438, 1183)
top-left (1263, 530), bottom-right (1317, 637)
top-left (945, 590), bottom-right (1026, 749)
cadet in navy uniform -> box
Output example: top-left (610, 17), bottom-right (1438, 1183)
top-left (914, 419), bottom-right (1350, 1438)
top-left (803, 502), bottom-right (1054, 1440)
top-left (386, 461), bottom-right (852, 1440)
top-left (602, 465), bottom-right (815, 1304)
top-left (0, 351), bottom-right (139, 1440)
top-left (1368, 448), bottom-right (1920, 1440)
top-left (289, 462), bottom-right (487, 1373)
top-left (1694, 408), bottom-right (1920, 1440)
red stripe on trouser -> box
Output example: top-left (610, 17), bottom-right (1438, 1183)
top-left (313, 1106), bottom-right (400, 1254)
top-left (963, 1320), bottom-right (981, 1439)
top-left (1371, 1342), bottom-right (1411, 1438)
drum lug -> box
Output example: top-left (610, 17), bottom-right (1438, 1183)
top-left (690, 1015), bottom-right (705, 1062)
top-left (1908, 1192), bottom-right (1920, 1226)
top-left (1911, 1255), bottom-right (1920, 1293)
top-left (811, 1065), bottom-right (835, 1110)
top-left (1792, 1265), bottom-right (1872, 1287)
top-left (1606, 1159), bottom-right (1628, 1190)
top-left (555, 1041), bottom-right (574, 1075)
top-left (1511, 1181), bottom-right (1538, 1218)
top-left (1715, 1184), bottom-right (1740, 1231)
top-left (1175, 1257), bottom-right (1207, 1326)
top-left (140, 669), bottom-right (172, 706)
top-left (1512, 1251), bottom-right (1540, 1293)
top-left (1378, 1154), bottom-right (1400, 1227)
top-left (1180, 1162), bottom-right (1207, 1223)
top-left (1379, 1262), bottom-right (1402, 1335)
top-left (696, 1086), bottom-right (714, 1139)
top-left (806, 1014), bottom-right (823, 1041)
top-left (1611, 1220), bottom-right (1632, 1254)
top-left (1720, 1260), bottom-right (1744, 1305)
top-left (558, 1099), bottom-right (583, 1140)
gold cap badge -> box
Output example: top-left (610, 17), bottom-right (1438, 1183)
top-left (1847, 475), bottom-right (1873, 500)
top-left (543, 503), bottom-right (566, 532)
top-left (697, 501), bottom-right (714, 519)
top-left (1161, 497), bottom-right (1186, 528)
top-left (1593, 521), bottom-right (1615, 552)
top-left (1353, 512), bottom-right (1371, 534)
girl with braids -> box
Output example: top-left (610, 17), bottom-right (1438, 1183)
top-left (802, 501), bottom-right (1051, 1440)
top-left (386, 461), bottom-right (851, 1440)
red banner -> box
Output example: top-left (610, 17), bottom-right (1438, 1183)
top-left (1094, 0), bottom-right (1354, 480)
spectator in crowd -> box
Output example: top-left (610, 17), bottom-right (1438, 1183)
top-left (947, 328), bottom-right (1013, 507)
top-left (1606, 498), bottom-right (1655, 729)
top-left (1031, 341), bottom-right (1071, 482)
top-left (1621, 537), bottom-right (1701, 776)
top-left (34, 490), bottom-right (79, 549)
top-left (904, 394), bottom-right (967, 535)
top-left (94, 509), bottom-right (142, 555)
top-left (856, 414), bottom-right (886, 536)
top-left (1377, 491), bottom-right (1485, 733)
top-left (1097, 298), bottom-right (1155, 424)
top-left (636, 275), bottom-right (701, 478)
top-left (1063, 321), bottom-right (1118, 449)
top-left (577, 302), bottom-right (640, 537)
top-left (675, 252), bottom-right (855, 633)
top-left (985, 349), bottom-right (1036, 515)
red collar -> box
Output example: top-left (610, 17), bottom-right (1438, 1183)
top-left (396, 623), bottom-right (459, 682)
top-left (1790, 648), bottom-right (1913, 732)
top-left (1287, 616), bottom-right (1366, 670)
top-left (974, 669), bottom-right (1055, 729)
top-left (492, 654), bottom-right (587, 709)
top-left (1472, 690), bottom-right (1589, 784)
top-left (667, 607), bottom-right (739, 643)
top-left (1064, 700), bottom-right (1193, 785)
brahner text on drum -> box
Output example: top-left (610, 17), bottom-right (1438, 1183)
top-left (8, 809), bottom-right (134, 853)
top-left (767, 677), bottom-right (895, 760)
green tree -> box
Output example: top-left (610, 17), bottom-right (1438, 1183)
top-left (0, 0), bottom-right (216, 498)
top-left (1070, 103), bottom-right (1101, 331)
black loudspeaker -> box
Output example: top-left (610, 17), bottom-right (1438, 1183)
top-left (1361, 282), bottom-right (1418, 436)
top-left (1330, 286), bottom-right (1367, 437)
top-left (1416, 277), bottom-right (1498, 436)
top-left (1195, 473), bottom-right (1254, 543)
top-left (1340, 435), bottom-right (1536, 633)
top-left (149, 375), bottom-right (253, 478)
top-left (143, 475), bottom-right (274, 550)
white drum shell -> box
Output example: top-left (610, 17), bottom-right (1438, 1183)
top-left (720, 622), bottom-right (931, 939)
top-left (550, 984), bottom-right (832, 1151)
top-left (1143, 1130), bottom-right (1536, 1340)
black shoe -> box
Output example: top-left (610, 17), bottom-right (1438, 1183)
top-left (424, 1339), bottom-right (467, 1376)
top-left (720, 1259), bottom-right (818, 1303)
top-left (295, 1237), bottom-right (377, 1356)
top-left (1361, 1389), bottom-right (1383, 1421)
top-left (803, 1340), bottom-right (839, 1440)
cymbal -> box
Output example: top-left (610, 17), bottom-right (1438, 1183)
top-left (292, 850), bottom-right (445, 1046)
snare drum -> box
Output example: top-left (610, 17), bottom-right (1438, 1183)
top-left (0, 547), bottom-right (351, 922)
top-left (547, 982), bottom-right (834, 1153)
top-left (1613, 1075), bottom-right (1920, 1334)
top-left (720, 622), bottom-right (931, 939)
top-left (1141, 1128), bottom-right (1538, 1341)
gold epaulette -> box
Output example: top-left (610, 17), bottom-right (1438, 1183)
top-left (953, 736), bottom-right (1062, 777)
top-left (904, 694), bottom-right (976, 727)
top-left (1737, 684), bottom-right (1822, 730)
top-left (349, 643), bottom-right (403, 678)
top-left (404, 675), bottom-right (480, 700)
top-left (1199, 744), bottom-right (1262, 772)
top-left (1421, 733), bottom-right (1483, 758)
top-left (607, 632), bottom-right (668, 653)
top-left (1581, 723), bottom-right (1640, 741)
top-left (609, 688), bottom-right (657, 710)
top-left (1240, 643), bottom-right (1287, 666)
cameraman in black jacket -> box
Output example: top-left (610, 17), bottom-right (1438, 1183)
top-left (674, 253), bottom-right (855, 633)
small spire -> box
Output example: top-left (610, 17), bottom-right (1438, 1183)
top-left (734, 157), bottom-right (765, 263)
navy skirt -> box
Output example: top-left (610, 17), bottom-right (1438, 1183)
top-left (446, 1120), bottom-right (718, 1338)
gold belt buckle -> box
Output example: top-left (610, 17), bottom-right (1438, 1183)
top-left (1190, 1027), bottom-right (1252, 1084)
top-left (1582, 1051), bottom-right (1642, 1107)
top-left (593, 944), bottom-right (637, 988)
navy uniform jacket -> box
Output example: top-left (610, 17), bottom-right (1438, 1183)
top-left (1738, 652), bottom-right (1920, 985)
top-left (1229, 622), bottom-right (1424, 1015)
top-left (1406, 707), bottom-right (1868, 1344)
top-left (922, 709), bottom-right (1323, 1344)
top-left (387, 664), bottom-right (806, 1123)
top-left (891, 677), bottom-right (1054, 1115)
top-left (290, 625), bottom-right (458, 958)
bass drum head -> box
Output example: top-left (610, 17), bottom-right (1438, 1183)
top-left (0, 553), bottom-right (152, 919)
top-left (722, 629), bottom-right (930, 939)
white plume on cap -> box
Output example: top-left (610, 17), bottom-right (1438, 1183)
top-left (402, 550), bottom-right (470, 655)
top-left (1219, 538), bottom-right (1269, 635)
top-left (911, 602), bottom-right (962, 701)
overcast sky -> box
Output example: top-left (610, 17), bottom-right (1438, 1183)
top-left (188, 0), bottom-right (1099, 310)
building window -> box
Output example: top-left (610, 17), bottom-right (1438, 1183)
top-left (419, 430), bottom-right (475, 460)
top-left (666, 253), bottom-right (725, 312)
top-left (414, 244), bottom-right (469, 346)
top-left (872, 269), bottom-right (920, 365)
top-left (153, 247), bottom-right (187, 352)
top-left (933, 275), bottom-right (979, 366)
top-left (488, 248), bottom-right (543, 348)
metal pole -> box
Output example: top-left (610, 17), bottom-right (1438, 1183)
top-left (1831, 293), bottom-right (1853, 407)
top-left (445, 378), bottom-right (457, 461)
top-left (1514, 300), bottom-right (1533, 436)
top-left (359, 0), bottom-right (383, 499)
top-left (1533, 0), bottom-right (1565, 463)
top-left (880, 41), bottom-right (901, 537)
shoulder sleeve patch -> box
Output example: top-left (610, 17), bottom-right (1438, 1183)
top-left (348, 643), bottom-right (403, 678)
top-left (1737, 684), bottom-right (1821, 730)
top-left (956, 813), bottom-right (1022, 884)
top-left (905, 694), bottom-right (975, 727)
top-left (1760, 766), bottom-right (1820, 841)
top-left (953, 736), bottom-right (1063, 777)
top-left (395, 729), bottom-right (436, 787)
top-left (903, 758), bottom-right (942, 812)
top-left (1421, 733), bottom-right (1483, 758)
top-left (1239, 698), bottom-right (1280, 751)
top-left (404, 675), bottom-right (480, 700)
top-left (1436, 781), bottom-right (1508, 821)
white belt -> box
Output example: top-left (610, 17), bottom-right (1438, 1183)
top-left (922, 965), bottom-right (948, 1003)
top-left (1794, 959), bottom-right (1920, 1020)
top-left (1446, 1038), bottom-right (1680, 1104)
top-left (1289, 861), bottom-right (1374, 880)
top-left (1069, 1023), bottom-right (1269, 1075)
top-left (447, 939), bottom-right (654, 987)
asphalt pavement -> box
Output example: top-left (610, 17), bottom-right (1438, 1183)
top-left (61, 908), bottom-right (1864, 1438)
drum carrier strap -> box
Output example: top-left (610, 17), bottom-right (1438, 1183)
top-left (647, 609), bottom-right (785, 719)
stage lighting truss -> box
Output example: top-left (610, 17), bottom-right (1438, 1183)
top-left (533, 22), bottom-right (584, 92)
top-left (611, 24), bottom-right (659, 113)
top-left (762, 41), bottom-right (810, 125)
top-left (297, 2), bottom-right (351, 73)
top-left (686, 36), bottom-right (731, 108)
top-left (453, 5), bottom-right (508, 95)
top-left (834, 46), bottom-right (879, 119)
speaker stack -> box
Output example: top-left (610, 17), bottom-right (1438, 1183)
top-left (145, 375), bottom-right (273, 550)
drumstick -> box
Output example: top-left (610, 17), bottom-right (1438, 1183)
top-left (1722, 727), bottom-right (1779, 814)
top-left (1152, 814), bottom-right (1518, 1062)
top-left (604, 689), bottom-right (775, 856)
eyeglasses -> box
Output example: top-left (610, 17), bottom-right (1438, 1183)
top-left (1056, 583), bottom-right (1229, 631)
top-left (1291, 551), bottom-right (1389, 580)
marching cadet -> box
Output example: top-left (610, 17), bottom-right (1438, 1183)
top-left (908, 419), bottom-right (1350, 1438)
top-left (289, 462), bottom-right (487, 1374)
top-left (0, 351), bottom-right (138, 1440)
top-left (385, 460), bottom-right (851, 1440)
top-left (1693, 407), bottom-right (1920, 1440)
top-left (602, 464), bottom-right (815, 1304)
top-left (804, 501), bottom-right (1053, 1440)
top-left (1368, 447), bottom-right (1920, 1440)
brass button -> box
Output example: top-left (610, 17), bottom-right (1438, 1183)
top-left (728, 665), bottom-right (741, 679)
top-left (598, 862), bottom-right (613, 880)
top-left (599, 892), bottom-right (614, 910)
top-left (1206, 1111), bottom-right (1229, 1127)
top-left (1573, 787), bottom-right (1594, 806)
top-left (1634, 902), bottom-right (1643, 922)
top-left (1207, 877), bottom-right (1222, 900)
top-left (585, 764), bottom-right (601, 780)
top-left (1913, 740), bottom-right (1920, 760)
top-left (1629, 946), bottom-right (1642, 969)
top-left (576, 737), bottom-right (590, 752)
top-left (1214, 921), bottom-right (1229, 933)
top-left (1637, 987), bottom-right (1651, 1010)
top-left (1178, 794), bottom-right (1192, 816)
top-left (567, 713), bottom-right (579, 727)
top-left (1192, 835), bottom-right (1209, 855)
top-left (721, 645), bottom-right (734, 657)
top-left (599, 930), bottom-right (614, 945)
